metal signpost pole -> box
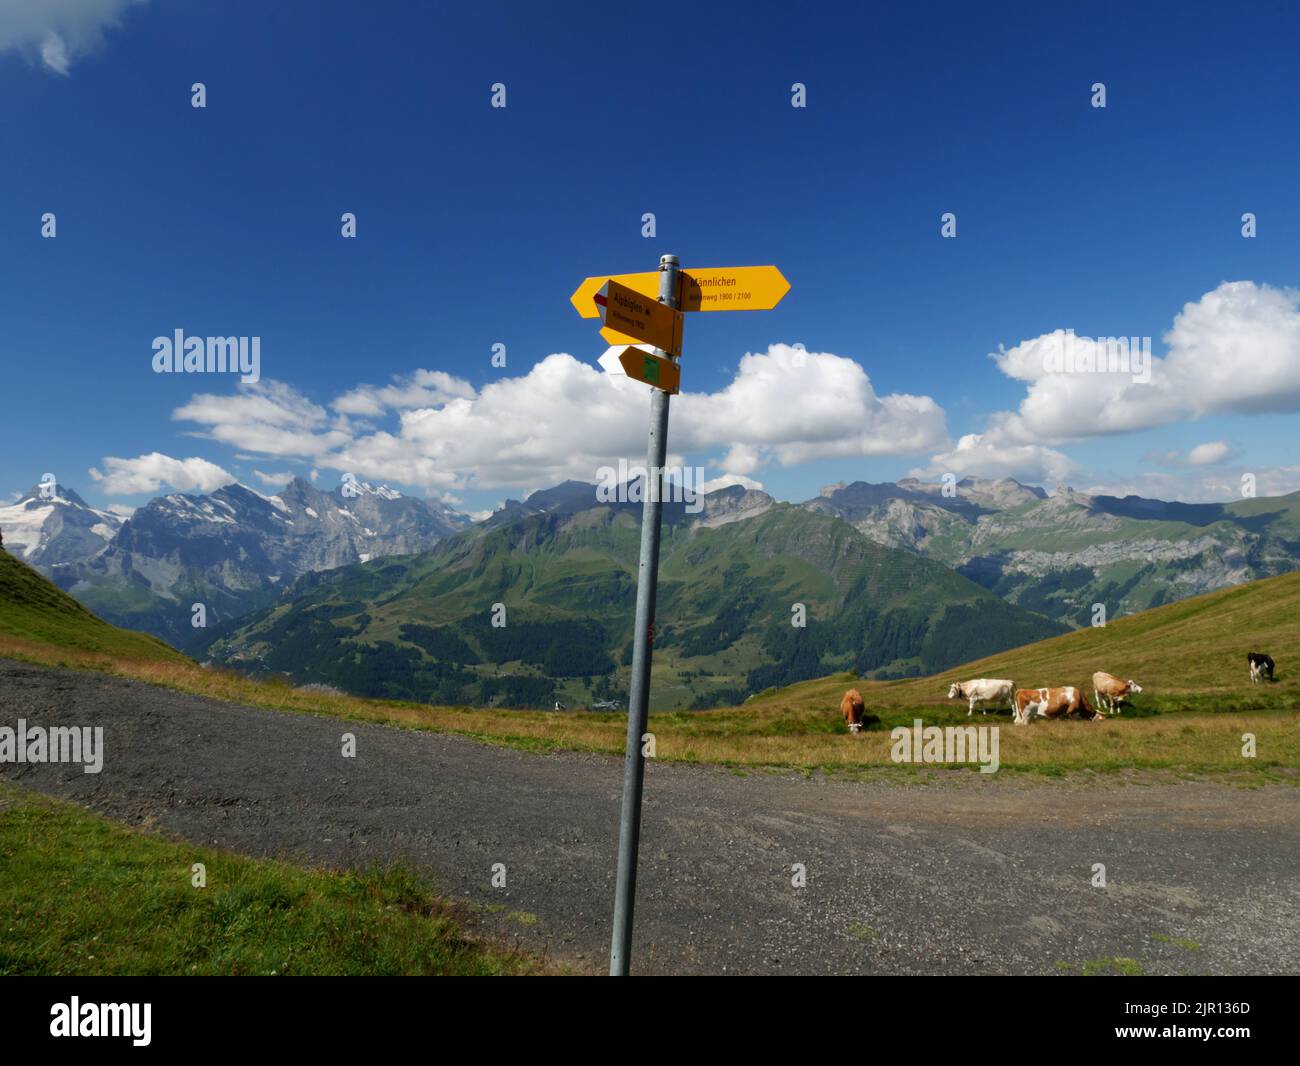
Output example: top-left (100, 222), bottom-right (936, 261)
top-left (609, 253), bottom-right (680, 976)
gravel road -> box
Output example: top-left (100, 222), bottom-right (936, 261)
top-left (1, 658), bottom-right (1296, 975)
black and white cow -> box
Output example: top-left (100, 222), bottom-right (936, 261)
top-left (1248, 652), bottom-right (1275, 684)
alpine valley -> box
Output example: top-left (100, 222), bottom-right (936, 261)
top-left (3, 474), bottom-right (1299, 709)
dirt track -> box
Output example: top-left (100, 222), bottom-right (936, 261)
top-left (1, 658), bottom-right (1296, 975)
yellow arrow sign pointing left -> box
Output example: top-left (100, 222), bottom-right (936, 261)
top-left (595, 279), bottom-right (683, 356)
top-left (571, 271), bottom-right (661, 319)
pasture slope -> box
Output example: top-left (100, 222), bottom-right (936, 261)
top-left (756, 565), bottom-right (1300, 714)
top-left (0, 535), bottom-right (187, 668)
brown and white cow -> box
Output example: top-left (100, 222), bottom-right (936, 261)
top-left (840, 688), bottom-right (866, 733)
top-left (1013, 686), bottom-right (1100, 725)
top-left (1092, 671), bottom-right (1142, 715)
top-left (947, 678), bottom-right (1015, 716)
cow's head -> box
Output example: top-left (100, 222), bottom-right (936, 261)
top-left (1128, 681), bottom-right (1142, 694)
top-left (848, 721), bottom-right (862, 734)
top-left (947, 683), bottom-right (962, 700)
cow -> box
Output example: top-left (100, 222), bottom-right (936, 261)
top-left (947, 678), bottom-right (1015, 716)
top-left (1248, 652), bottom-right (1275, 684)
top-left (840, 689), bottom-right (866, 733)
top-left (1092, 672), bottom-right (1142, 715)
top-left (1013, 686), bottom-right (1100, 725)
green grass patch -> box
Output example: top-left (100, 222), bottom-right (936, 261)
top-left (0, 783), bottom-right (539, 975)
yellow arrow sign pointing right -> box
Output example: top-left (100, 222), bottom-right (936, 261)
top-left (571, 265), bottom-right (790, 318)
top-left (616, 346), bottom-right (680, 394)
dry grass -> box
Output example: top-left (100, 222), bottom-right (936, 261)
top-left (2, 623), bottom-right (1296, 778)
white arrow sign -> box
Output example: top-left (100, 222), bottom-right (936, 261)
top-left (597, 343), bottom-right (655, 377)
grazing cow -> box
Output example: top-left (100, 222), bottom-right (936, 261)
top-left (947, 678), bottom-right (1015, 716)
top-left (1092, 672), bottom-right (1142, 715)
top-left (840, 688), bottom-right (866, 733)
top-left (1248, 652), bottom-right (1275, 684)
top-left (1013, 686), bottom-right (1100, 725)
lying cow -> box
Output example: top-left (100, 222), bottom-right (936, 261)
top-left (947, 678), bottom-right (1015, 716)
top-left (840, 688), bottom-right (866, 733)
top-left (1013, 686), bottom-right (1100, 725)
top-left (1092, 671), bottom-right (1142, 715)
top-left (1248, 652), bottom-right (1275, 684)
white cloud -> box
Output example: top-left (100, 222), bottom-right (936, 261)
top-left (331, 370), bottom-right (477, 417)
top-left (170, 345), bottom-right (949, 494)
top-left (39, 33), bottom-right (70, 74)
top-left (915, 432), bottom-right (1077, 484)
top-left (926, 281), bottom-right (1300, 482)
top-left (173, 380), bottom-right (350, 459)
top-left (252, 469), bottom-right (296, 489)
top-left (674, 344), bottom-right (947, 467)
top-left (697, 473), bottom-right (764, 494)
top-left (0, 0), bottom-right (148, 75)
top-left (89, 453), bottom-right (235, 496)
top-left (1187, 440), bottom-right (1232, 466)
top-left (985, 282), bottom-right (1300, 448)
top-left (1082, 465), bottom-right (1300, 504)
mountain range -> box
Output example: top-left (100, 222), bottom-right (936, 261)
top-left (2, 477), bottom-right (468, 646)
top-left (4, 473), bottom-right (1299, 707)
top-left (194, 486), bottom-right (1066, 709)
top-left (806, 477), bottom-right (1300, 626)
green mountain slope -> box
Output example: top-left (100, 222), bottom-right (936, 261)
top-left (202, 503), bottom-right (1066, 708)
top-left (0, 533), bottom-right (188, 665)
top-left (753, 567), bottom-right (1300, 717)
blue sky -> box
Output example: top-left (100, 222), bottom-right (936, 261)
top-left (3, 0), bottom-right (1300, 515)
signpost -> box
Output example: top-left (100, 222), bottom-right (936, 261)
top-left (573, 254), bottom-right (789, 976)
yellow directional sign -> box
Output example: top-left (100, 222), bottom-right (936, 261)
top-left (676, 265), bottom-right (790, 312)
top-left (595, 279), bottom-right (684, 356)
top-left (599, 325), bottom-right (646, 347)
top-left (617, 346), bottom-right (680, 394)
top-left (571, 265), bottom-right (790, 318)
top-left (571, 271), bottom-right (659, 319)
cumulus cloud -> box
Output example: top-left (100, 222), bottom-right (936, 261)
top-left (674, 344), bottom-right (947, 467)
top-left (915, 432), bottom-right (1078, 484)
top-left (991, 281), bottom-right (1300, 446)
top-left (925, 281), bottom-right (1300, 481)
top-left (697, 473), bottom-right (764, 494)
top-left (331, 369), bottom-right (477, 418)
top-left (89, 453), bottom-right (235, 495)
top-left (173, 380), bottom-right (350, 459)
top-left (170, 345), bottom-right (948, 494)
top-left (0, 0), bottom-right (148, 75)
top-left (1187, 440), bottom-right (1233, 466)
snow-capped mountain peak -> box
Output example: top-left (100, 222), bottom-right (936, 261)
top-left (0, 482), bottom-right (124, 565)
